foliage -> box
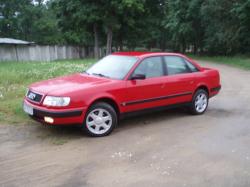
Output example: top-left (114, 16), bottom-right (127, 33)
top-left (0, 0), bottom-right (31, 38)
top-left (200, 0), bottom-right (241, 55)
top-left (0, 0), bottom-right (250, 55)
top-left (0, 0), bottom-right (62, 44)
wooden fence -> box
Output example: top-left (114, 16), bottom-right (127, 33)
top-left (0, 45), bottom-right (96, 61)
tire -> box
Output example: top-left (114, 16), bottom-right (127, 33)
top-left (190, 89), bottom-right (209, 115)
top-left (83, 102), bottom-right (117, 137)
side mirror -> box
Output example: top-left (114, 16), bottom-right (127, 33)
top-left (131, 74), bottom-right (146, 80)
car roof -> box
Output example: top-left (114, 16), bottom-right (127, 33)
top-left (111, 51), bottom-right (202, 71)
top-left (112, 51), bottom-right (186, 58)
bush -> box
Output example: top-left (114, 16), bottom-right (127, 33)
top-left (134, 47), bottom-right (148, 52)
top-left (150, 48), bottom-right (162, 52)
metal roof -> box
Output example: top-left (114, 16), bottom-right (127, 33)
top-left (0, 38), bottom-right (34, 45)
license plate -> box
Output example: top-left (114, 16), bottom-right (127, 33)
top-left (23, 103), bottom-right (33, 115)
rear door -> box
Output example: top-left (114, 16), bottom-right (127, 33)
top-left (162, 55), bottom-right (199, 105)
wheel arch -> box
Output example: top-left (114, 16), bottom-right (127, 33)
top-left (195, 84), bottom-right (210, 97)
top-left (88, 97), bottom-right (120, 116)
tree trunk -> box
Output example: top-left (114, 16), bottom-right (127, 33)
top-left (160, 36), bottom-right (166, 51)
top-left (181, 39), bottom-right (186, 53)
top-left (193, 42), bottom-right (197, 55)
top-left (93, 24), bottom-right (99, 59)
top-left (119, 38), bottom-right (123, 51)
top-left (106, 27), bottom-right (113, 55)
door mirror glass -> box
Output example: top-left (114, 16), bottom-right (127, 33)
top-left (131, 74), bottom-right (146, 80)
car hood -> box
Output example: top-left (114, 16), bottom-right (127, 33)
top-left (29, 73), bottom-right (114, 96)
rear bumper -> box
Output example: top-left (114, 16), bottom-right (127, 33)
top-left (23, 99), bottom-right (87, 125)
top-left (210, 85), bottom-right (221, 98)
top-left (210, 85), bottom-right (221, 92)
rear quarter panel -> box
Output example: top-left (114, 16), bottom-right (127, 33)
top-left (194, 68), bottom-right (220, 96)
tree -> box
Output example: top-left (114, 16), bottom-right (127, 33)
top-left (1, 0), bottom-right (250, 56)
top-left (0, 0), bottom-right (31, 38)
top-left (53, 0), bottom-right (104, 58)
top-left (200, 0), bottom-right (241, 55)
top-left (0, 0), bottom-right (61, 44)
top-left (164, 0), bottom-right (203, 53)
top-left (232, 0), bottom-right (250, 53)
top-left (100, 0), bottom-right (145, 55)
top-left (18, 1), bottom-right (61, 44)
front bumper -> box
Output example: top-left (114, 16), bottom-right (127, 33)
top-left (23, 99), bottom-right (87, 125)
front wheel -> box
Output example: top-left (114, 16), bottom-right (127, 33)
top-left (83, 102), bottom-right (117, 137)
top-left (190, 89), bottom-right (209, 115)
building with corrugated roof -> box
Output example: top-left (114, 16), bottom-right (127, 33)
top-left (0, 38), bottom-right (34, 45)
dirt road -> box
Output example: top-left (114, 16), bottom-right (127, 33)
top-left (0, 61), bottom-right (250, 187)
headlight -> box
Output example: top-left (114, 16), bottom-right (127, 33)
top-left (43, 96), bottom-right (70, 106)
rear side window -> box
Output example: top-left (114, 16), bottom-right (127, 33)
top-left (184, 59), bottom-right (199, 72)
top-left (164, 56), bottom-right (198, 75)
top-left (133, 57), bottom-right (164, 78)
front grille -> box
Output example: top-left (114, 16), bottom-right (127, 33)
top-left (26, 90), bottom-right (43, 103)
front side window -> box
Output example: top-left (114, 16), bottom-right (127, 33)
top-left (164, 56), bottom-right (191, 75)
top-left (86, 55), bottom-right (138, 79)
top-left (133, 57), bottom-right (164, 78)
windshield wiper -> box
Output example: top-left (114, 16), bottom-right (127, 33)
top-left (92, 73), bottom-right (110, 78)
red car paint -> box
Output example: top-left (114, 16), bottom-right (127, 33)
top-left (23, 52), bottom-right (221, 125)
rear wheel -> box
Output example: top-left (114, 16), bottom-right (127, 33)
top-left (190, 89), bottom-right (209, 115)
top-left (83, 102), bottom-right (117, 137)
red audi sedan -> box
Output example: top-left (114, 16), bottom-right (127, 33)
top-left (23, 52), bottom-right (221, 136)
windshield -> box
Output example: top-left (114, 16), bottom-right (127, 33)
top-left (86, 55), bottom-right (138, 80)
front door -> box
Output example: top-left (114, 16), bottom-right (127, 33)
top-left (123, 56), bottom-right (167, 112)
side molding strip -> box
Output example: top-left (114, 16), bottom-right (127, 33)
top-left (121, 92), bottom-right (192, 106)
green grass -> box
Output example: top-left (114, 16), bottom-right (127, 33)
top-left (188, 55), bottom-right (250, 70)
top-left (0, 59), bottom-right (95, 125)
